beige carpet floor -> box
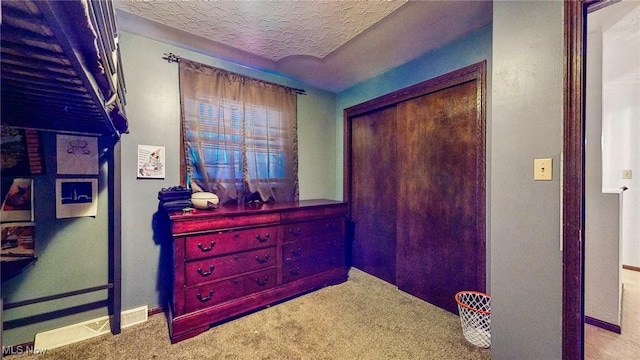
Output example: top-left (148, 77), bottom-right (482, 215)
top-left (6, 268), bottom-right (491, 359)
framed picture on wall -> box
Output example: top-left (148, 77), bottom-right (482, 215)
top-left (137, 145), bottom-right (165, 179)
top-left (56, 134), bottom-right (99, 175)
top-left (55, 178), bottom-right (98, 218)
top-left (0, 178), bottom-right (34, 222)
top-left (1, 222), bottom-right (36, 263)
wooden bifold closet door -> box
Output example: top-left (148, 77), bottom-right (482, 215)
top-left (395, 79), bottom-right (485, 314)
top-left (350, 107), bottom-right (398, 284)
top-left (346, 62), bottom-right (486, 315)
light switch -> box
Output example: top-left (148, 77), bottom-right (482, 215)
top-left (623, 169), bottom-right (632, 179)
top-left (534, 158), bottom-right (553, 181)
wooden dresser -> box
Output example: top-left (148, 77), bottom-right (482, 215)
top-left (167, 199), bottom-right (348, 343)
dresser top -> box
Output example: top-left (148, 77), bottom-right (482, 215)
top-left (168, 199), bottom-right (346, 222)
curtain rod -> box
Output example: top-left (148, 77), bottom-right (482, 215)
top-left (162, 52), bottom-right (306, 95)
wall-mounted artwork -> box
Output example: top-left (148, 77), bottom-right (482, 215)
top-left (1, 222), bottom-right (36, 263)
top-left (0, 126), bottom-right (45, 176)
top-left (56, 134), bottom-right (99, 175)
top-left (0, 178), bottom-right (34, 222)
top-left (137, 145), bottom-right (165, 179)
top-left (55, 178), bottom-right (98, 218)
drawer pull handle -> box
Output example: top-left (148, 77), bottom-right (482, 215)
top-left (255, 254), bottom-right (269, 264)
top-left (197, 241), bottom-right (216, 252)
top-left (196, 290), bottom-right (214, 302)
top-left (255, 276), bottom-right (269, 286)
top-left (256, 233), bottom-right (270, 242)
top-left (290, 248), bottom-right (302, 256)
top-left (289, 267), bottom-right (301, 275)
top-left (197, 265), bottom-right (215, 277)
top-left (288, 228), bottom-right (302, 236)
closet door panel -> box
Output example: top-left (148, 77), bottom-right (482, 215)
top-left (350, 107), bottom-right (397, 284)
top-left (396, 80), bottom-right (485, 314)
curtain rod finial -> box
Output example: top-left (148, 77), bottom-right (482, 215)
top-left (163, 53), bottom-right (181, 63)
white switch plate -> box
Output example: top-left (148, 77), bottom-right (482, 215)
top-left (534, 158), bottom-right (553, 181)
top-left (623, 169), bottom-right (632, 179)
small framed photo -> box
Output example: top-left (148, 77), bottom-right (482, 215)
top-left (55, 178), bottom-right (98, 219)
top-left (137, 145), bottom-right (165, 179)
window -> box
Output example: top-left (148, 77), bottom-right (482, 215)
top-left (179, 59), bottom-right (299, 204)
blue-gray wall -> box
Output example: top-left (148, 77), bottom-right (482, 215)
top-left (491, 2), bottom-right (563, 359)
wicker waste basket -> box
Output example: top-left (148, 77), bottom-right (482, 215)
top-left (455, 291), bottom-right (491, 348)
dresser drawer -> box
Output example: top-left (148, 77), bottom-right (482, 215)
top-left (185, 246), bottom-right (277, 286)
top-left (282, 251), bottom-right (343, 284)
top-left (184, 268), bottom-right (277, 313)
top-left (283, 234), bottom-right (342, 263)
top-left (185, 226), bottom-right (277, 261)
top-left (282, 217), bottom-right (343, 243)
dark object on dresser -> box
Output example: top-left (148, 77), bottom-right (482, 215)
top-left (158, 186), bottom-right (192, 212)
top-left (167, 199), bottom-right (348, 343)
top-left (158, 186), bottom-right (192, 202)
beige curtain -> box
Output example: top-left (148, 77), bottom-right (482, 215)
top-left (179, 59), bottom-right (299, 204)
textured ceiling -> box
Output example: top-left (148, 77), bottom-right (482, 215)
top-left (114, 1), bottom-right (493, 93)
top-left (113, 0), bottom-right (406, 61)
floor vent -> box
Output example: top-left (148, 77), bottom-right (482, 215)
top-left (34, 306), bottom-right (148, 350)
top-left (121, 305), bottom-right (148, 328)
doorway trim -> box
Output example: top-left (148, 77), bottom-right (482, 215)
top-left (563, 1), bottom-right (601, 359)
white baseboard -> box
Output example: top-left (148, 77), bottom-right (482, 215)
top-left (33, 305), bottom-right (148, 350)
